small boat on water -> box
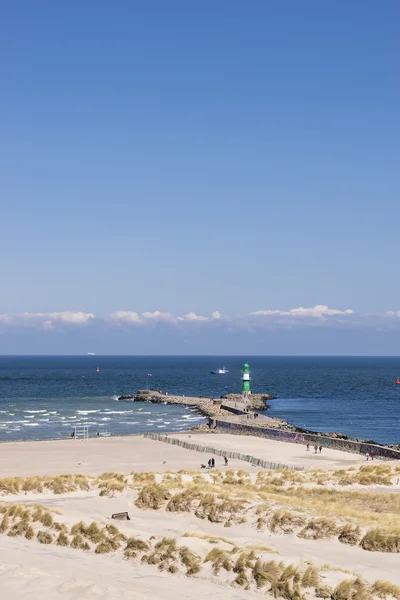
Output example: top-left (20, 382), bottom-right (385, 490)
top-left (396, 377), bottom-right (400, 385)
top-left (210, 367), bottom-right (229, 375)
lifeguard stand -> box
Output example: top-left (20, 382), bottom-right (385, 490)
top-left (74, 425), bottom-right (89, 440)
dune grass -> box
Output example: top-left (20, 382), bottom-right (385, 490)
top-left (331, 577), bottom-right (373, 600)
top-left (166, 488), bottom-right (200, 512)
top-left (270, 510), bottom-right (306, 533)
top-left (135, 484), bottom-right (171, 510)
top-left (371, 580), bottom-right (400, 599)
top-left (124, 537), bottom-right (150, 559)
top-left (204, 547), bottom-right (233, 573)
top-left (360, 528), bottom-right (400, 553)
top-left (37, 530), bottom-right (53, 544)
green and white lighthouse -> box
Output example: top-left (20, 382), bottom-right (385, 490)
top-left (242, 363), bottom-right (251, 397)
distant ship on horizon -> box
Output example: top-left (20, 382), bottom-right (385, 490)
top-left (87, 352), bottom-right (96, 355)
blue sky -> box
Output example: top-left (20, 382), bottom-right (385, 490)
top-left (1, 1), bottom-right (399, 354)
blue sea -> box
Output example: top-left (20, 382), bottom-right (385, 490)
top-left (0, 356), bottom-right (399, 444)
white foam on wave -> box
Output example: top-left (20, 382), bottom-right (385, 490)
top-left (102, 410), bottom-right (133, 415)
top-left (24, 410), bottom-right (47, 414)
top-left (100, 417), bottom-right (111, 421)
top-left (23, 423), bottom-right (39, 427)
top-left (157, 425), bottom-right (166, 428)
top-left (76, 410), bottom-right (100, 415)
top-left (38, 418), bottom-right (50, 422)
top-left (121, 421), bottom-right (139, 425)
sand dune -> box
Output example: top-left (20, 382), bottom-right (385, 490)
top-left (1, 433), bottom-right (400, 599)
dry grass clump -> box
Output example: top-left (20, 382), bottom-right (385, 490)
top-left (132, 472), bottom-right (156, 485)
top-left (43, 475), bottom-right (90, 494)
top-left (178, 546), bottom-right (202, 575)
top-left (98, 472), bottom-right (125, 481)
top-left (25, 525), bottom-right (35, 540)
top-left (0, 477), bottom-right (23, 495)
top-left (52, 522), bottom-right (68, 533)
top-left (124, 537), bottom-right (150, 559)
top-left (222, 469), bottom-right (251, 486)
top-left (95, 538), bottom-right (120, 554)
top-left (270, 511), bottom-right (306, 534)
top-left (195, 493), bottom-right (247, 524)
top-left (135, 484), bottom-right (171, 510)
top-left (0, 514), bottom-right (10, 533)
top-left (270, 564), bottom-right (305, 600)
top-left (315, 586), bottom-right (333, 598)
top-left (56, 532), bottom-right (70, 546)
top-left (233, 551), bottom-right (255, 588)
top-left (71, 520), bottom-right (88, 536)
top-left (0, 475), bottom-right (92, 496)
top-left (371, 580), bottom-right (400, 599)
top-left (70, 533), bottom-right (90, 550)
top-left (298, 518), bottom-right (338, 540)
top-left (338, 524), bottom-right (361, 546)
top-left (141, 537), bottom-right (200, 575)
top-left (331, 577), bottom-right (373, 600)
top-left (360, 528), bottom-right (400, 553)
top-left (98, 479), bottom-right (127, 497)
top-left (253, 559), bottom-right (282, 588)
top-left (39, 512), bottom-right (53, 527)
top-left (166, 488), bottom-right (200, 512)
top-left (204, 547), bottom-right (233, 574)
top-left (37, 530), bottom-right (53, 544)
top-left (7, 517), bottom-right (31, 537)
top-left (301, 565), bottom-right (320, 589)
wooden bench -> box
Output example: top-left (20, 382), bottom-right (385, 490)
top-left (111, 511), bottom-right (131, 521)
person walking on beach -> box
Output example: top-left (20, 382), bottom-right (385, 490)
top-left (224, 456), bottom-right (228, 466)
top-left (211, 457), bottom-right (215, 468)
top-left (319, 445), bottom-right (322, 453)
top-left (370, 451), bottom-right (375, 460)
top-left (314, 444), bottom-right (318, 454)
top-left (365, 452), bottom-right (370, 461)
top-left (306, 443), bottom-right (310, 451)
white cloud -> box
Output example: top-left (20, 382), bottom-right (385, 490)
top-left (179, 312), bottom-right (209, 322)
top-left (384, 311), bottom-right (400, 318)
top-left (111, 310), bottom-right (221, 325)
top-left (142, 311), bottom-right (177, 323)
top-left (0, 311), bottom-right (94, 329)
top-left (250, 305), bottom-right (353, 320)
top-left (111, 311), bottom-right (142, 323)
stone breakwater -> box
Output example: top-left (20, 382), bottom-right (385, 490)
top-left (117, 390), bottom-right (276, 418)
top-left (118, 390), bottom-right (400, 454)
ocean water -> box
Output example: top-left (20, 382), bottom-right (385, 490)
top-left (0, 356), bottom-right (399, 444)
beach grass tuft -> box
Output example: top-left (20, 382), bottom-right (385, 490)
top-left (135, 484), bottom-right (171, 510)
top-left (37, 530), bottom-right (53, 544)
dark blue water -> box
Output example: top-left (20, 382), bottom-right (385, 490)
top-left (0, 356), bottom-right (399, 444)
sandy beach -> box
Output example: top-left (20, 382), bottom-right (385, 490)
top-left (1, 432), bottom-right (400, 599)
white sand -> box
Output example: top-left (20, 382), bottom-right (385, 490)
top-left (1, 434), bottom-right (399, 598)
top-left (171, 431), bottom-right (382, 469)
